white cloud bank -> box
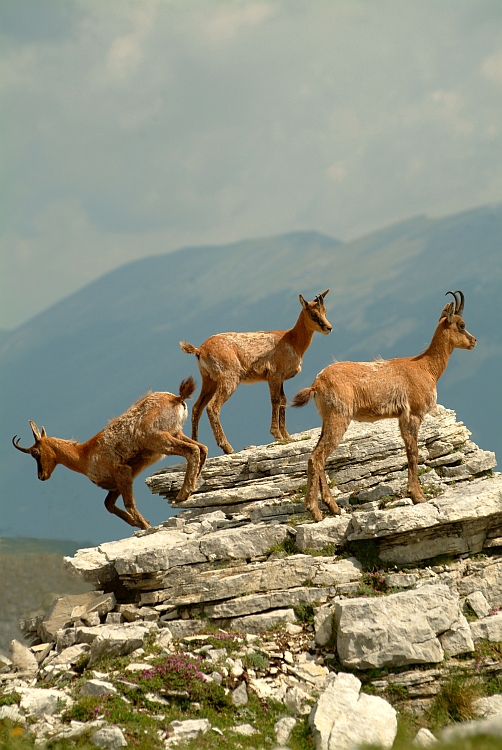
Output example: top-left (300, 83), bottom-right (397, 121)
top-left (1, 0), bottom-right (502, 328)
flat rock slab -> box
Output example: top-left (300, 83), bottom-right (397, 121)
top-left (66, 523), bottom-right (290, 584)
top-left (226, 608), bottom-right (297, 634)
top-left (18, 687), bottom-right (72, 717)
top-left (334, 584), bottom-right (462, 669)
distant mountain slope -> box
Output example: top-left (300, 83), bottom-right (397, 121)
top-left (2, 208), bottom-right (501, 543)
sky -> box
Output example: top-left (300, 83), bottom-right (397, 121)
top-left (1, 0), bottom-right (502, 331)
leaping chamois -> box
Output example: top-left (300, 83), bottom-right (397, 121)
top-left (12, 377), bottom-right (207, 530)
top-left (291, 291), bottom-right (476, 521)
top-left (180, 291), bottom-right (332, 454)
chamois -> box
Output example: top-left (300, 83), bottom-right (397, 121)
top-left (180, 291), bottom-right (332, 454)
top-left (291, 291), bottom-right (476, 521)
top-left (12, 377), bottom-right (207, 530)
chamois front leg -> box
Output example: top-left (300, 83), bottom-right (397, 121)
top-left (110, 466), bottom-right (151, 529)
top-left (269, 379), bottom-right (286, 441)
top-left (104, 489), bottom-right (146, 529)
top-left (399, 412), bottom-right (426, 503)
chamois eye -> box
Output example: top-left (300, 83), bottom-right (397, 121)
top-left (459, 322), bottom-right (465, 330)
top-left (32, 449), bottom-right (40, 458)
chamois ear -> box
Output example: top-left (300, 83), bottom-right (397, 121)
top-left (299, 294), bottom-right (308, 310)
top-left (320, 289), bottom-right (329, 299)
top-left (29, 421), bottom-right (42, 441)
top-left (439, 301), bottom-right (455, 324)
top-left (41, 427), bottom-right (47, 437)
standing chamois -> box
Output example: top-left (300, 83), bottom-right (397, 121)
top-left (12, 377), bottom-right (207, 530)
top-left (180, 291), bottom-right (332, 453)
top-left (291, 291), bottom-right (476, 521)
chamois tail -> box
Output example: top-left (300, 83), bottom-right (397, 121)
top-left (179, 375), bottom-right (197, 401)
top-left (291, 386), bottom-right (315, 408)
top-left (180, 341), bottom-right (199, 355)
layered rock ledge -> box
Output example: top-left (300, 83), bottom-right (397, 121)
top-left (6, 406), bottom-right (502, 748)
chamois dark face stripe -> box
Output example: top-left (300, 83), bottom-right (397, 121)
top-left (310, 311), bottom-right (324, 325)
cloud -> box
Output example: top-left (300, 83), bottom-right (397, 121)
top-left (482, 50), bottom-right (502, 83)
top-left (204, 2), bottom-right (274, 42)
top-left (1, 1), bottom-right (502, 328)
top-left (106, 1), bottom-right (158, 79)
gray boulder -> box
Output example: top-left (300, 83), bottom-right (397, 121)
top-left (309, 672), bottom-right (397, 750)
top-left (470, 613), bottom-right (502, 642)
top-left (90, 726), bottom-right (128, 749)
top-left (334, 585), bottom-right (460, 668)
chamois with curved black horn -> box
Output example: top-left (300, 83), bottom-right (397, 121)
top-left (13, 377), bottom-right (207, 529)
top-left (291, 291), bottom-right (476, 520)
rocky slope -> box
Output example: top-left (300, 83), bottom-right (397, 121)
top-left (3, 406), bottom-right (502, 749)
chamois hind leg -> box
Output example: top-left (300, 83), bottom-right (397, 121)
top-left (306, 415), bottom-right (350, 521)
top-left (173, 431), bottom-right (208, 477)
top-left (319, 470), bottom-right (340, 516)
top-left (191, 376), bottom-right (217, 442)
top-left (149, 432), bottom-right (202, 500)
top-left (206, 377), bottom-right (239, 454)
top-left (399, 412), bottom-right (426, 503)
top-left (268, 379), bottom-right (286, 441)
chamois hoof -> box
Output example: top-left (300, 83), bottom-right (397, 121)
top-left (309, 508), bottom-right (324, 522)
top-left (411, 495), bottom-right (428, 504)
top-left (221, 445), bottom-right (234, 455)
top-left (176, 488), bottom-right (191, 501)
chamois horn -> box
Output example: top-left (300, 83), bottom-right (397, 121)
top-left (445, 290), bottom-right (465, 316)
top-left (12, 436), bottom-right (32, 454)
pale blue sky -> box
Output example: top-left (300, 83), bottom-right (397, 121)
top-left (2, 0), bottom-right (502, 329)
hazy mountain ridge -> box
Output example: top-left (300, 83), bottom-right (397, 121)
top-left (1, 206), bottom-right (501, 542)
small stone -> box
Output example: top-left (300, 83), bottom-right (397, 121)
top-left (284, 623), bottom-right (303, 635)
top-left (232, 681), bottom-right (248, 706)
top-left (284, 685), bottom-right (312, 715)
top-left (314, 606), bottom-right (333, 647)
top-left (90, 725), bottom-right (128, 749)
top-left (10, 640), bottom-right (38, 677)
top-left (274, 716), bottom-right (297, 745)
top-left (231, 657), bottom-right (244, 677)
top-left (105, 613), bottom-right (124, 625)
top-left (168, 718), bottom-right (210, 745)
top-left (466, 591), bottom-right (491, 619)
top-left (230, 723), bottom-right (257, 736)
top-left (80, 679), bottom-right (117, 697)
top-left (413, 727), bottom-right (438, 746)
top-left (475, 695), bottom-right (502, 718)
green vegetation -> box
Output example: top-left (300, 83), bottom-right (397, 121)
top-left (422, 484), bottom-right (445, 499)
top-left (345, 538), bottom-right (382, 571)
top-left (378, 494), bottom-right (398, 509)
top-left (426, 672), bottom-right (482, 728)
top-left (355, 571), bottom-right (391, 597)
top-left (242, 650), bottom-right (270, 671)
top-left (267, 535), bottom-right (299, 557)
top-left (293, 603), bottom-right (316, 624)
